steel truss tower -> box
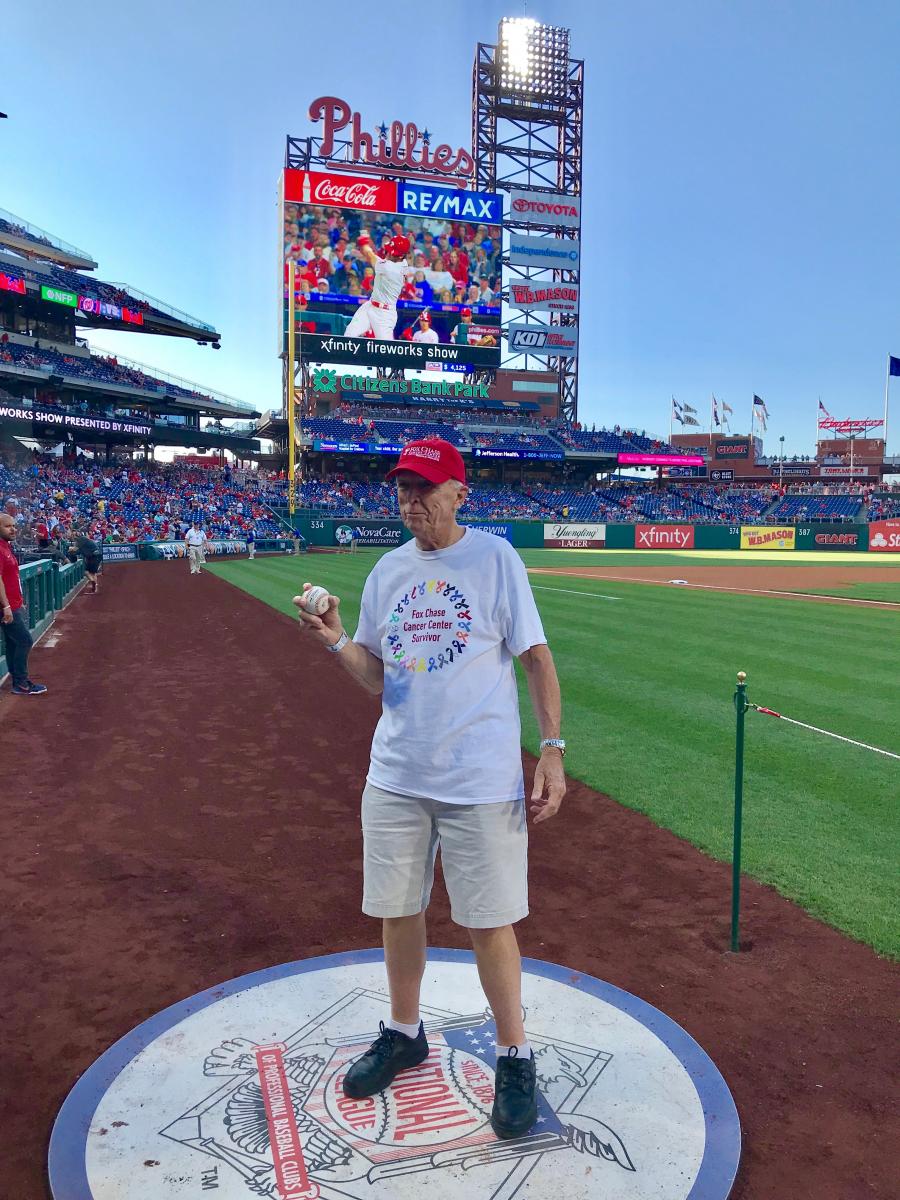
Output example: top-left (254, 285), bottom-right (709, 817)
top-left (473, 23), bottom-right (583, 423)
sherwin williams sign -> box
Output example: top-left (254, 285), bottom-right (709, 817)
top-left (462, 522), bottom-right (512, 541)
top-left (635, 525), bottom-right (695, 549)
top-left (740, 526), bottom-right (796, 550)
top-left (41, 285), bottom-right (77, 307)
top-left (543, 523), bottom-right (606, 548)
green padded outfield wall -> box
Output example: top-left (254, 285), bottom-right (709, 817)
top-left (795, 524), bottom-right (867, 551)
top-left (694, 525), bottom-right (742, 550)
top-left (604, 524), bottom-right (636, 549)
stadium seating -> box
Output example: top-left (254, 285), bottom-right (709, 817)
top-left (866, 494), bottom-right (900, 521)
top-left (372, 419), bottom-right (469, 447)
top-left (767, 494), bottom-right (864, 522)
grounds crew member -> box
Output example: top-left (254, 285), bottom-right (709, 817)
top-left (184, 520), bottom-right (209, 574)
top-left (0, 511), bottom-right (48, 695)
top-left (294, 437), bottom-right (566, 1140)
top-left (70, 524), bottom-right (102, 593)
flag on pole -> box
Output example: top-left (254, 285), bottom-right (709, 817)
top-left (722, 401), bottom-right (733, 415)
top-left (682, 414), bottom-right (700, 427)
top-left (672, 397), bottom-right (684, 425)
top-left (683, 403), bottom-right (697, 414)
top-left (818, 399), bottom-right (830, 415)
top-left (753, 394), bottom-right (768, 431)
top-left (712, 397), bottom-right (721, 428)
top-left (890, 356), bottom-right (900, 377)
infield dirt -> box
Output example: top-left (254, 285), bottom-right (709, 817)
top-left (2, 562), bottom-right (896, 1199)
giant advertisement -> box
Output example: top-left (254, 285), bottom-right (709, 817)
top-left (507, 233), bottom-right (580, 270)
top-left (868, 520), bottom-right (900, 552)
top-left (283, 170), bottom-right (502, 369)
top-left (740, 526), bottom-right (796, 550)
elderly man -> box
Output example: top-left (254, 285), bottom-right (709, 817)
top-left (294, 438), bottom-right (566, 1140)
top-left (0, 511), bottom-right (48, 694)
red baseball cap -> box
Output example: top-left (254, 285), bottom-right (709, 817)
top-left (461, 307), bottom-right (472, 317)
top-left (386, 438), bottom-right (466, 485)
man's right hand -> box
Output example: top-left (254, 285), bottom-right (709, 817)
top-left (293, 584), bottom-right (344, 649)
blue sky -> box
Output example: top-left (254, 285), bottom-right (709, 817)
top-left (3, 0), bottom-right (898, 454)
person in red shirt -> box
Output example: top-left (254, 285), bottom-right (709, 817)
top-left (0, 512), bottom-right (47, 695)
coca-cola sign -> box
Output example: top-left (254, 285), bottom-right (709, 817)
top-left (284, 169), bottom-right (398, 214)
top-left (308, 96), bottom-right (474, 182)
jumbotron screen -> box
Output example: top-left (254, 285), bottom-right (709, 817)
top-left (282, 169), bottom-right (502, 369)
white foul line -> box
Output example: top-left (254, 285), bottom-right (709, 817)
top-left (531, 585), bottom-right (621, 602)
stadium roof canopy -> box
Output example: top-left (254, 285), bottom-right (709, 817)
top-left (0, 206), bottom-right (97, 271)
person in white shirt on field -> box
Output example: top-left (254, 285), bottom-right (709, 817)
top-left (293, 437), bottom-right (566, 1142)
top-left (343, 231), bottom-right (414, 340)
top-left (411, 313), bottom-right (439, 344)
top-left (184, 520), bottom-right (209, 575)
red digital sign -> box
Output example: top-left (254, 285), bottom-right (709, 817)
top-left (0, 272), bottom-right (26, 295)
top-left (284, 169), bottom-right (398, 215)
top-left (618, 452), bottom-right (705, 468)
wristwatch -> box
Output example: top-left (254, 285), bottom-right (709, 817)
top-left (540, 738), bottom-right (566, 757)
top-left (326, 632), bottom-right (350, 653)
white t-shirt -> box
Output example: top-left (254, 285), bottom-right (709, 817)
top-left (185, 528), bottom-right (207, 546)
top-left (412, 327), bottom-right (439, 344)
top-left (370, 257), bottom-right (414, 308)
top-left (423, 268), bottom-right (454, 294)
top-left (354, 528), bottom-right (546, 804)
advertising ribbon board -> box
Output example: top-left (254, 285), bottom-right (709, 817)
top-left (507, 190), bottom-right (581, 228)
top-left (508, 234), bottom-right (581, 270)
top-left (0, 402), bottom-right (154, 438)
top-left (635, 525), bottom-right (695, 549)
top-left (868, 520), bottom-right (900, 552)
top-left (543, 523), bottom-right (606, 549)
top-left (740, 526), bottom-right (796, 550)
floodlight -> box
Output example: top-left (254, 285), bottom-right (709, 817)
top-left (498, 16), bottom-right (570, 97)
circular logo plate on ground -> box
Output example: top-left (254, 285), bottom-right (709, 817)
top-left (49, 949), bottom-right (740, 1199)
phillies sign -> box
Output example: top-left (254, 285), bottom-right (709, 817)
top-left (507, 189), bottom-right (581, 228)
top-left (509, 282), bottom-right (580, 314)
top-left (309, 96), bottom-right (474, 181)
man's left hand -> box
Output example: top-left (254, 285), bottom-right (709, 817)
top-left (530, 749), bottom-right (566, 824)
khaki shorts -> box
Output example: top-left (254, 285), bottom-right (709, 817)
top-left (361, 782), bottom-right (529, 929)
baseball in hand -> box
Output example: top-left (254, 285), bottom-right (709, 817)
top-left (299, 585), bottom-right (330, 616)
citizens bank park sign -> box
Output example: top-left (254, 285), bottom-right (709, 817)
top-left (508, 282), bottom-right (580, 315)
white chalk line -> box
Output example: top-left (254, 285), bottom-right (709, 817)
top-left (531, 585), bottom-right (621, 602)
top-left (529, 570), bottom-right (899, 608)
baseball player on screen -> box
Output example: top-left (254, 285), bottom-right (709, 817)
top-left (344, 231), bottom-right (415, 341)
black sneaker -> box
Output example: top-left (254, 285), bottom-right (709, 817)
top-left (491, 1048), bottom-right (538, 1139)
top-left (342, 1021), bottom-right (429, 1099)
top-left (12, 681), bottom-right (47, 695)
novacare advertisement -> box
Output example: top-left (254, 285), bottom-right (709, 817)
top-left (334, 521), bottom-right (403, 547)
top-left (544, 523), bottom-right (606, 549)
top-left (740, 526), bottom-right (796, 550)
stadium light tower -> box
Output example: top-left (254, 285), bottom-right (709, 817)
top-left (474, 18), bottom-right (583, 422)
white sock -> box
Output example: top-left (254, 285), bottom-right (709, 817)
top-left (388, 1018), bottom-right (422, 1039)
top-left (496, 1042), bottom-right (532, 1061)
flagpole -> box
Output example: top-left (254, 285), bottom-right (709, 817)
top-left (885, 357), bottom-right (891, 454)
top-left (669, 397), bottom-right (674, 444)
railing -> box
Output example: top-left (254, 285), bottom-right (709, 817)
top-left (102, 283), bottom-right (217, 333)
top-left (0, 206), bottom-right (96, 263)
top-left (85, 344), bottom-right (258, 412)
top-left (0, 558), bottom-right (85, 679)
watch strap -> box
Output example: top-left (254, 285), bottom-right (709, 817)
top-left (326, 632), bottom-right (350, 653)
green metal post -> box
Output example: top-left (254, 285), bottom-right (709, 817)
top-left (731, 670), bottom-right (748, 952)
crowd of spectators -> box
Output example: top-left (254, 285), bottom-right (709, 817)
top-left (284, 204), bottom-right (501, 310)
top-left (2, 457), bottom-right (284, 547)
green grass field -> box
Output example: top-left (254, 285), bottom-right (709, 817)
top-left (208, 550), bottom-right (900, 958)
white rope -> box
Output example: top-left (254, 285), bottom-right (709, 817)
top-left (751, 706), bottom-right (900, 761)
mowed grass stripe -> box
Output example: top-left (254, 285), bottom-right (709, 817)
top-left (207, 554), bottom-right (899, 957)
